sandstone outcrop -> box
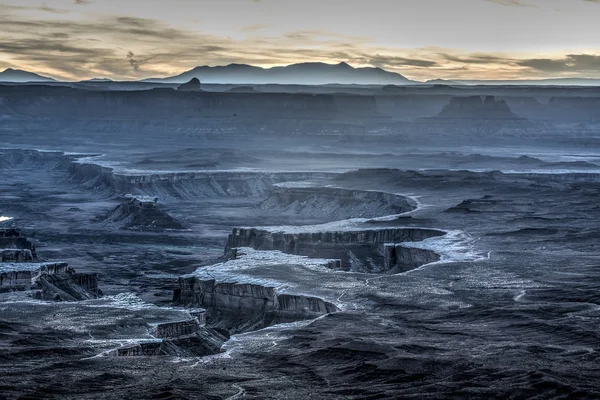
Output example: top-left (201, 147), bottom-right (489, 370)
top-left (101, 197), bottom-right (184, 230)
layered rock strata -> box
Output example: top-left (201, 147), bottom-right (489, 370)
top-left (174, 249), bottom-right (340, 334)
top-left (226, 227), bottom-right (444, 273)
top-left (0, 228), bottom-right (37, 259)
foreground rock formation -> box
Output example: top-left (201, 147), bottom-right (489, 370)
top-left (174, 248), bottom-right (340, 334)
top-left (109, 311), bottom-right (227, 357)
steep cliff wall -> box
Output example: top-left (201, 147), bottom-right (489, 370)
top-left (174, 276), bottom-right (339, 333)
top-left (153, 319), bottom-right (203, 339)
top-left (0, 249), bottom-right (34, 262)
top-left (69, 160), bottom-right (336, 199)
top-left (225, 227), bottom-right (443, 273)
top-left (0, 228), bottom-right (37, 258)
top-left (383, 244), bottom-right (441, 273)
top-left (0, 262), bottom-right (69, 289)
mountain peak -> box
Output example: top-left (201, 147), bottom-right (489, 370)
top-left (0, 68), bottom-right (55, 83)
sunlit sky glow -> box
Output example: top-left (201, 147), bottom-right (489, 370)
top-left (1, 0), bottom-right (600, 81)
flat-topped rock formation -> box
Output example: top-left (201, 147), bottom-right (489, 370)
top-left (226, 227), bottom-right (444, 273)
top-left (174, 248), bottom-right (340, 334)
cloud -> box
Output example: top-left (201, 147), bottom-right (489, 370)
top-left (355, 54), bottom-right (438, 69)
top-left (241, 24), bottom-right (270, 33)
top-left (0, 3), bottom-right (599, 81)
top-left (517, 54), bottom-right (600, 73)
top-left (0, 3), bottom-right (70, 14)
top-left (438, 53), bottom-right (510, 65)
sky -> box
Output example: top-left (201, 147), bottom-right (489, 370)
top-left (1, 0), bottom-right (600, 81)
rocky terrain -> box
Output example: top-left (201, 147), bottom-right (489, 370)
top-left (2, 81), bottom-right (600, 399)
top-left (100, 197), bottom-right (185, 230)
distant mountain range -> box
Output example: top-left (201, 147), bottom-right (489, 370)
top-left (143, 62), bottom-right (416, 85)
top-left (0, 68), bottom-right (55, 83)
top-left (2, 63), bottom-right (600, 86)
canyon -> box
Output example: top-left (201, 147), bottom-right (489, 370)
top-left (2, 81), bottom-right (600, 399)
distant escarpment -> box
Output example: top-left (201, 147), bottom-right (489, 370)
top-left (260, 186), bottom-right (415, 220)
top-left (100, 197), bottom-right (184, 230)
top-left (69, 161), bottom-right (336, 199)
top-left (0, 85), bottom-right (379, 123)
top-left (434, 96), bottom-right (521, 120)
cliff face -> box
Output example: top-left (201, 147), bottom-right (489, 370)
top-left (69, 160), bottom-right (336, 199)
top-left (260, 187), bottom-right (415, 220)
top-left (1, 249), bottom-right (34, 262)
top-left (383, 244), bottom-right (440, 273)
top-left (225, 227), bottom-right (444, 273)
top-left (174, 276), bottom-right (339, 333)
top-left (0, 262), bottom-right (68, 290)
top-left (108, 325), bottom-right (226, 357)
top-left (0, 228), bottom-right (37, 259)
top-left (33, 272), bottom-right (100, 301)
top-left (1, 229), bottom-right (101, 300)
